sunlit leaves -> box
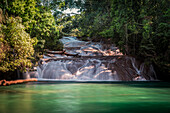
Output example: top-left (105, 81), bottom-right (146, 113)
top-left (7, 0), bottom-right (37, 33)
top-left (32, 6), bottom-right (62, 51)
top-left (0, 17), bottom-right (34, 72)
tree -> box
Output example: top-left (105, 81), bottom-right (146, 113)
top-left (32, 5), bottom-right (62, 51)
top-left (0, 17), bottom-right (35, 72)
top-left (7, 0), bottom-right (37, 34)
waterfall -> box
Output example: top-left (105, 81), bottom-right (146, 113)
top-left (37, 36), bottom-right (157, 81)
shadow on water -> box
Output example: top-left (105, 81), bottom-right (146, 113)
top-left (120, 81), bottom-right (170, 88)
top-left (25, 81), bottom-right (170, 88)
top-left (77, 102), bottom-right (170, 113)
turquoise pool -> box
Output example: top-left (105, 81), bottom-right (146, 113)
top-left (0, 82), bottom-right (170, 113)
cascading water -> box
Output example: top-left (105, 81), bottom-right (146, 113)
top-left (37, 36), bottom-right (157, 81)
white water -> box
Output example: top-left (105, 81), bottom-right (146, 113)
top-left (38, 59), bottom-right (116, 80)
top-left (37, 36), bottom-right (156, 81)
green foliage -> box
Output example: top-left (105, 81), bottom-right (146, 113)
top-left (0, 17), bottom-right (34, 72)
top-left (77, 0), bottom-right (112, 38)
top-left (0, 0), bottom-right (169, 78)
top-left (4, 0), bottom-right (63, 52)
top-left (58, 14), bottom-right (83, 36)
top-left (32, 6), bottom-right (62, 51)
top-left (76, 0), bottom-right (169, 61)
top-left (7, 0), bottom-right (37, 33)
top-left (0, 0), bottom-right (65, 76)
top-left (65, 0), bottom-right (169, 77)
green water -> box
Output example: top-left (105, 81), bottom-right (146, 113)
top-left (0, 82), bottom-right (170, 113)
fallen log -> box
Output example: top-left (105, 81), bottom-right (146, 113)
top-left (44, 54), bottom-right (55, 57)
top-left (45, 49), bottom-right (66, 54)
top-left (64, 47), bottom-right (81, 50)
top-left (45, 49), bottom-right (81, 57)
top-left (64, 52), bottom-right (81, 57)
top-left (0, 79), bottom-right (38, 86)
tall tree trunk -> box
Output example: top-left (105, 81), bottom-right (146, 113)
top-left (125, 23), bottom-right (129, 55)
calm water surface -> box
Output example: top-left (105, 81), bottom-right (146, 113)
top-left (0, 82), bottom-right (170, 113)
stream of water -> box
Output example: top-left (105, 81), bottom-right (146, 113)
top-left (37, 37), bottom-right (156, 81)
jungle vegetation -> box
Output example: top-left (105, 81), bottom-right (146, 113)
top-left (0, 0), bottom-right (169, 80)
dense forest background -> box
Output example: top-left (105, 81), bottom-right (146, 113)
top-left (0, 0), bottom-right (169, 80)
